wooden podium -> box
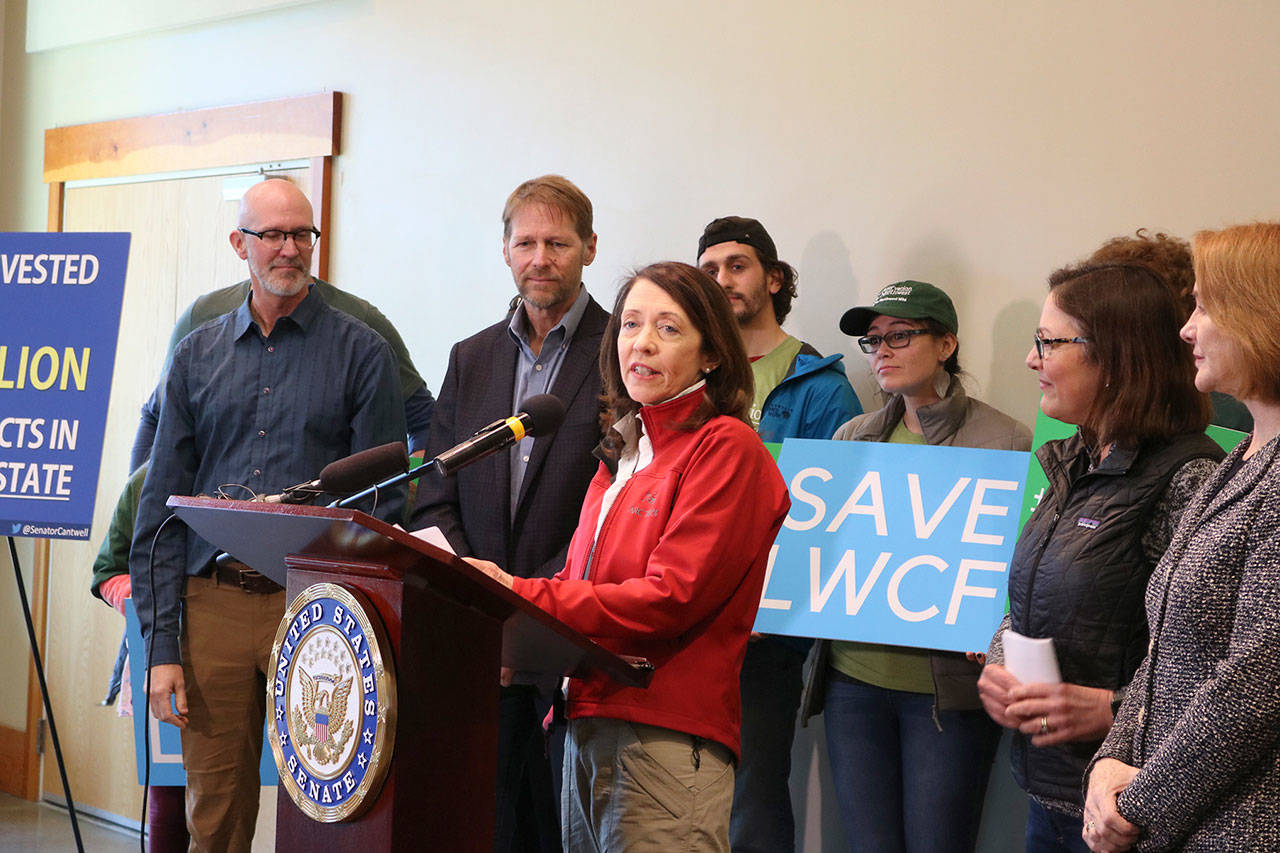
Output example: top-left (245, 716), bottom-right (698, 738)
top-left (169, 496), bottom-right (651, 852)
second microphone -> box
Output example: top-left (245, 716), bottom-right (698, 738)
top-left (431, 393), bottom-right (567, 477)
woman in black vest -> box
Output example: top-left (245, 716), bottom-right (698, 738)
top-left (1083, 223), bottom-right (1280, 851)
top-left (978, 262), bottom-right (1224, 852)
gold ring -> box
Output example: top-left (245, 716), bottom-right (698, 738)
top-left (1086, 820), bottom-right (1095, 832)
top-left (1039, 716), bottom-right (1049, 734)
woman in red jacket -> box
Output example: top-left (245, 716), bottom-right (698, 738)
top-left (468, 261), bottom-right (790, 853)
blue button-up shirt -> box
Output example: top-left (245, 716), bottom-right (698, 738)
top-left (505, 286), bottom-right (591, 514)
top-left (129, 285), bottom-right (407, 665)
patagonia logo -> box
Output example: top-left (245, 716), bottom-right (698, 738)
top-left (1076, 517), bottom-right (1101, 530)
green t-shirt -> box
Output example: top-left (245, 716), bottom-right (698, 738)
top-left (829, 417), bottom-right (937, 694)
top-left (748, 336), bottom-right (803, 430)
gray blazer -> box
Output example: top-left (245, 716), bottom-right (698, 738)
top-left (1090, 435), bottom-right (1280, 851)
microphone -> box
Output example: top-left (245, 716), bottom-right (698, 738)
top-left (432, 394), bottom-right (566, 477)
top-left (318, 442), bottom-right (410, 493)
top-left (330, 395), bottom-right (566, 509)
top-left (258, 441), bottom-right (409, 503)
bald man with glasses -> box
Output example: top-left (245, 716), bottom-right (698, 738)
top-left (128, 191), bottom-right (434, 472)
top-left (129, 178), bottom-right (407, 851)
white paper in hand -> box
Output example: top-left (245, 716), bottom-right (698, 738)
top-left (1004, 630), bottom-right (1061, 684)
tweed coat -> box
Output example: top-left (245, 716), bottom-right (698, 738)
top-left (1090, 434), bottom-right (1280, 851)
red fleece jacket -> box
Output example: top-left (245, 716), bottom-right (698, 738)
top-left (512, 391), bottom-right (790, 758)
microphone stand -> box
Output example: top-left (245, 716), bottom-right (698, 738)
top-left (329, 461), bottom-right (435, 509)
top-left (8, 536), bottom-right (84, 852)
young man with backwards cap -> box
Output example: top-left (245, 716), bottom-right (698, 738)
top-left (697, 216), bottom-right (862, 853)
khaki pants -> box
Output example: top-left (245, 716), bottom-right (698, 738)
top-left (178, 575), bottom-right (285, 853)
top-left (563, 717), bottom-right (735, 853)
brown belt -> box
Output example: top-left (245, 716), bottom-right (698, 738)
top-left (212, 556), bottom-right (283, 594)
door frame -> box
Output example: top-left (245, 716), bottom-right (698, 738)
top-left (0, 91), bottom-right (342, 800)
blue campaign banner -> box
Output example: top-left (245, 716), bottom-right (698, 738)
top-left (754, 439), bottom-right (1030, 653)
top-left (125, 600), bottom-right (278, 786)
top-left (0, 233), bottom-right (129, 540)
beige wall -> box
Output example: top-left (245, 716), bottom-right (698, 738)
top-left (2, 0), bottom-right (1279, 842)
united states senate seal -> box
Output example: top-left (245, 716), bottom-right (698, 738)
top-left (267, 582), bottom-right (396, 822)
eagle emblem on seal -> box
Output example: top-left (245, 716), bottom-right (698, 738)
top-left (292, 668), bottom-right (355, 765)
top-left (270, 584), bottom-right (396, 822)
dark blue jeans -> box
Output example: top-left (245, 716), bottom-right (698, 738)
top-left (823, 672), bottom-right (1000, 853)
top-left (1025, 799), bottom-right (1089, 853)
top-left (730, 637), bottom-right (809, 853)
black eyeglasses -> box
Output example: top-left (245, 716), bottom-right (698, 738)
top-left (857, 328), bottom-right (931, 354)
top-left (1033, 332), bottom-right (1089, 359)
top-left (238, 227), bottom-right (320, 249)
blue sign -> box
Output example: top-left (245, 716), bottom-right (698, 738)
top-left (124, 599), bottom-right (277, 786)
top-left (754, 439), bottom-right (1030, 652)
top-left (1, 233), bottom-right (129, 540)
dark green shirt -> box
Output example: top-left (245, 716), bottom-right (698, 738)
top-left (89, 463), bottom-right (147, 600)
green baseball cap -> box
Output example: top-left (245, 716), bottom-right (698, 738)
top-left (839, 280), bottom-right (958, 337)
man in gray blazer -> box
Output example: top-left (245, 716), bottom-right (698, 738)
top-left (412, 175), bottom-right (607, 853)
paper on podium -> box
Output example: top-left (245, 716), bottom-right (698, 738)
top-left (403, 525), bottom-right (456, 554)
top-left (1004, 630), bottom-right (1061, 684)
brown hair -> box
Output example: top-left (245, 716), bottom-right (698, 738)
top-left (501, 175), bottom-right (593, 241)
top-left (919, 317), bottom-right (962, 377)
top-left (599, 262), bottom-right (752, 441)
top-left (1086, 229), bottom-right (1195, 317)
top-left (1193, 223), bottom-right (1280, 402)
top-left (763, 253), bottom-right (800, 325)
top-left (1047, 262), bottom-right (1209, 446)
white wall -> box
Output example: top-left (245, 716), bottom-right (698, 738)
top-left (3, 0), bottom-right (1279, 842)
top-left (4, 0), bottom-right (1277, 421)
top-left (0, 0), bottom-right (34, 737)
top-left (0, 0), bottom-right (14, 732)
top-left (25, 0), bottom-right (315, 52)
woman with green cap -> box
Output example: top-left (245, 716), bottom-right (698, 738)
top-left (800, 280), bottom-right (1031, 852)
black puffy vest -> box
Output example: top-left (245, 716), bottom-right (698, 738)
top-left (1007, 430), bottom-right (1223, 804)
